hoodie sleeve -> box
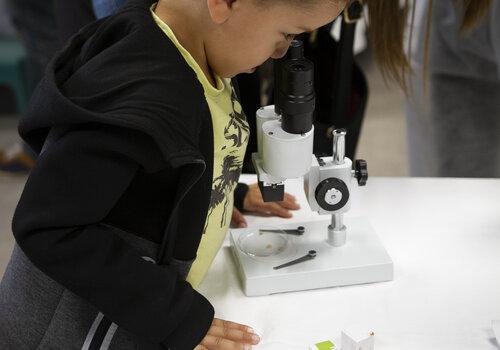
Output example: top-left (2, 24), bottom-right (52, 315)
top-left (234, 183), bottom-right (249, 211)
top-left (12, 125), bottom-right (214, 348)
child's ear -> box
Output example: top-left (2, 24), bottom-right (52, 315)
top-left (206, 0), bottom-right (238, 24)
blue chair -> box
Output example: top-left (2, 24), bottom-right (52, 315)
top-left (0, 38), bottom-right (28, 113)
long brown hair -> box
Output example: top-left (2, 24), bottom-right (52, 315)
top-left (261, 0), bottom-right (492, 90)
top-left (367, 0), bottom-right (492, 91)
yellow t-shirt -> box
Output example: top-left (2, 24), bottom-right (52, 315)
top-left (151, 8), bottom-right (249, 288)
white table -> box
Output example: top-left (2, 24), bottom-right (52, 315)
top-left (198, 176), bottom-right (500, 350)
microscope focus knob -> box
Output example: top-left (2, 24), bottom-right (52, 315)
top-left (355, 159), bottom-right (368, 186)
top-left (315, 178), bottom-right (350, 211)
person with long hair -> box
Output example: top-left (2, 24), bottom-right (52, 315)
top-left (403, 0), bottom-right (499, 177)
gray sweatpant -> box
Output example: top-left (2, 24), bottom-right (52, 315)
top-left (0, 224), bottom-right (193, 349)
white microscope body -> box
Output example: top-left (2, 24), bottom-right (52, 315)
top-left (229, 41), bottom-right (393, 297)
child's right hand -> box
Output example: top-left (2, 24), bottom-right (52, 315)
top-left (195, 318), bottom-right (260, 350)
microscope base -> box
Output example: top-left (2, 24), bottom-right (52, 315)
top-left (230, 217), bottom-right (393, 297)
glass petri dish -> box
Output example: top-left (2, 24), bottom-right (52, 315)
top-left (237, 228), bottom-right (296, 262)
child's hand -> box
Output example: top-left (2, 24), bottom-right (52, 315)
top-left (231, 208), bottom-right (248, 228)
top-left (243, 183), bottom-right (300, 218)
top-left (195, 318), bottom-right (260, 350)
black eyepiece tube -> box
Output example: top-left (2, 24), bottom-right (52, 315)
top-left (275, 40), bottom-right (315, 135)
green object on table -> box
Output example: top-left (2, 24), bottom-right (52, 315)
top-left (0, 38), bottom-right (28, 113)
top-left (315, 340), bottom-right (335, 350)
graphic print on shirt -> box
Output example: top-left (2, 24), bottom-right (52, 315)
top-left (223, 88), bottom-right (251, 149)
top-left (205, 86), bottom-right (250, 230)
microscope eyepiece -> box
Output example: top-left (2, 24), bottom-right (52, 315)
top-left (275, 40), bottom-right (315, 135)
top-left (287, 40), bottom-right (304, 59)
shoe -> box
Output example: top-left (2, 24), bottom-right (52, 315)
top-left (0, 143), bottom-right (36, 173)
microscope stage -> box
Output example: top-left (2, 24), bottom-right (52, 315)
top-left (229, 217), bottom-right (393, 296)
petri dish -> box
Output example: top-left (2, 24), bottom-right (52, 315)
top-left (237, 228), bottom-right (296, 262)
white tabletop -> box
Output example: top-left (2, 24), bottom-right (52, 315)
top-left (198, 175), bottom-right (500, 350)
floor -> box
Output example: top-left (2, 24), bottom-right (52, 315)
top-left (0, 51), bottom-right (408, 279)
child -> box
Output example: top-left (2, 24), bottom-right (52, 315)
top-left (0, 0), bottom-right (342, 349)
top-left (0, 0), bottom-right (490, 349)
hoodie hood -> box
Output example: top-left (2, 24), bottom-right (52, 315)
top-left (19, 0), bottom-right (208, 168)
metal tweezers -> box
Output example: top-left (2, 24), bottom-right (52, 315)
top-left (273, 250), bottom-right (317, 270)
top-left (259, 226), bottom-right (305, 236)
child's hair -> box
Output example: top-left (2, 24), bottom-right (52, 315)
top-left (255, 0), bottom-right (492, 91)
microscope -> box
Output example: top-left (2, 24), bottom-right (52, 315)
top-left (229, 40), bottom-right (393, 297)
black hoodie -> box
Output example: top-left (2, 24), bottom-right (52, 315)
top-left (11, 0), bottom-right (244, 348)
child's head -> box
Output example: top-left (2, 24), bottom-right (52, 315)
top-left (204, 0), bottom-right (345, 77)
top-left (169, 0), bottom-right (491, 89)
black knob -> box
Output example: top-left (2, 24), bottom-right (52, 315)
top-left (355, 159), bottom-right (368, 186)
top-left (315, 178), bottom-right (350, 211)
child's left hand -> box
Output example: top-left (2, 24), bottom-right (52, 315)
top-left (243, 183), bottom-right (300, 218)
top-left (231, 184), bottom-right (301, 228)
